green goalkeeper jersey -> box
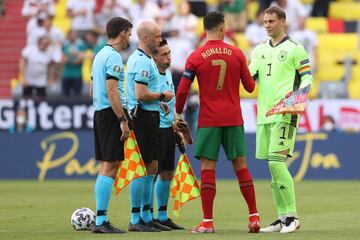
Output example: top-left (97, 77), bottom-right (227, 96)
top-left (249, 36), bottom-right (313, 125)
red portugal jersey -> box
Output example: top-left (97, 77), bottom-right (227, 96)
top-left (176, 40), bottom-right (255, 127)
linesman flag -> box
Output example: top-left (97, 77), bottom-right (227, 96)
top-left (266, 85), bottom-right (311, 117)
top-left (170, 153), bottom-right (200, 217)
top-left (114, 131), bottom-right (147, 194)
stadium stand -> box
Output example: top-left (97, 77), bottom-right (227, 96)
top-left (0, 0), bottom-right (26, 98)
top-left (0, 0), bottom-right (359, 99)
top-left (329, 1), bottom-right (360, 21)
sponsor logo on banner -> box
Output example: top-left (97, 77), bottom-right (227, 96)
top-left (1, 99), bottom-right (360, 133)
top-left (0, 131), bottom-right (358, 180)
top-left (0, 99), bottom-right (94, 131)
top-left (339, 107), bottom-right (360, 131)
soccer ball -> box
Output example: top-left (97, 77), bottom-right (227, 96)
top-left (70, 207), bottom-right (96, 231)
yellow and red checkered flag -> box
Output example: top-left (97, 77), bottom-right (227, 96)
top-left (114, 131), bottom-right (147, 194)
top-left (170, 153), bottom-right (200, 217)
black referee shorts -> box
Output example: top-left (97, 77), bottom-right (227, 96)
top-left (93, 107), bottom-right (125, 162)
top-left (158, 127), bottom-right (176, 172)
top-left (132, 107), bottom-right (160, 164)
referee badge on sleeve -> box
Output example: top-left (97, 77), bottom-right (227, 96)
top-left (113, 65), bottom-right (121, 73)
top-left (141, 70), bottom-right (149, 78)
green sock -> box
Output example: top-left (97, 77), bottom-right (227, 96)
top-left (269, 154), bottom-right (297, 217)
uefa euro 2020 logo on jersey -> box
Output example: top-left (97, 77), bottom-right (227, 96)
top-left (278, 50), bottom-right (287, 62)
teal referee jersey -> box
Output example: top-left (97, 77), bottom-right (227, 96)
top-left (159, 69), bottom-right (175, 128)
top-left (126, 49), bottom-right (160, 112)
top-left (91, 44), bottom-right (127, 111)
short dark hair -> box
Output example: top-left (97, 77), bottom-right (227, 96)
top-left (153, 38), bottom-right (167, 55)
top-left (264, 6), bottom-right (286, 20)
top-left (158, 38), bottom-right (167, 48)
top-left (203, 11), bottom-right (225, 31)
top-left (106, 17), bottom-right (132, 39)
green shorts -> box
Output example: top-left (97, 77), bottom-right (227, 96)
top-left (256, 122), bottom-right (297, 160)
top-left (195, 126), bottom-right (246, 161)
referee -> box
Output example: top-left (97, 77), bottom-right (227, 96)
top-left (90, 17), bottom-right (132, 234)
top-left (126, 20), bottom-right (173, 232)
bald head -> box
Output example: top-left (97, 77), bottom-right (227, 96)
top-left (136, 20), bottom-right (162, 54)
top-left (137, 20), bottom-right (160, 40)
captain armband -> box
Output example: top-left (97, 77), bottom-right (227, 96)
top-left (182, 69), bottom-right (195, 82)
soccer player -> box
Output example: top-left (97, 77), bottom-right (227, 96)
top-left (249, 6), bottom-right (313, 233)
top-left (91, 17), bottom-right (131, 234)
top-left (151, 39), bottom-right (184, 230)
top-left (126, 20), bottom-right (173, 232)
top-left (175, 11), bottom-right (260, 234)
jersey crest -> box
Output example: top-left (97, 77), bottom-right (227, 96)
top-left (278, 50), bottom-right (287, 62)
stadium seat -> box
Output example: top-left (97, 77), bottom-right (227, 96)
top-left (82, 50), bottom-right (94, 84)
top-left (197, 17), bottom-right (203, 36)
top-left (235, 33), bottom-right (250, 53)
top-left (348, 80), bottom-right (360, 99)
top-left (306, 17), bottom-right (328, 34)
top-left (329, 2), bottom-right (360, 21)
top-left (52, 0), bottom-right (70, 34)
top-left (318, 34), bottom-right (358, 52)
top-left (349, 67), bottom-right (360, 83)
top-left (327, 19), bottom-right (344, 33)
top-left (247, 1), bottom-right (259, 22)
top-left (309, 80), bottom-right (319, 99)
top-left (240, 83), bottom-right (258, 99)
top-left (317, 64), bottom-right (345, 82)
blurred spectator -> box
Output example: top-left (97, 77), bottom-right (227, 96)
top-left (321, 115), bottom-right (339, 133)
top-left (167, 37), bottom-right (194, 92)
top-left (84, 30), bottom-right (106, 55)
top-left (152, 0), bottom-right (177, 33)
top-left (22, 1), bottom-right (55, 40)
top-left (187, 0), bottom-right (207, 17)
top-left (167, 1), bottom-right (198, 41)
top-left (245, 10), bottom-right (267, 53)
top-left (167, 0), bottom-right (198, 91)
top-left (26, 11), bottom-right (48, 39)
top-left (114, 0), bottom-right (132, 20)
top-left (259, 0), bottom-right (274, 11)
top-left (94, 0), bottom-right (105, 13)
top-left (61, 30), bottom-right (87, 97)
top-left (9, 108), bottom-right (33, 134)
top-left (19, 36), bottom-right (56, 101)
top-left (22, 0), bottom-right (55, 18)
top-left (67, 0), bottom-right (96, 39)
top-left (94, 0), bottom-right (118, 33)
top-left (221, 0), bottom-right (247, 33)
top-left (27, 13), bottom-right (64, 64)
top-left (291, 18), bottom-right (318, 73)
top-left (271, 0), bottom-right (308, 33)
top-left (311, 0), bottom-right (332, 17)
top-left (27, 13), bottom-right (63, 46)
top-left (94, 0), bottom-right (133, 33)
top-left (129, 0), bottom-right (161, 42)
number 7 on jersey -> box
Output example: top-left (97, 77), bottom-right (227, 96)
top-left (212, 59), bottom-right (227, 91)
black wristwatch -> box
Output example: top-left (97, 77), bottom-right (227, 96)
top-left (118, 115), bottom-right (127, 122)
top-left (159, 92), bottom-right (165, 101)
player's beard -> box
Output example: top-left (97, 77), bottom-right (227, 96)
top-left (163, 62), bottom-right (170, 69)
top-left (148, 41), bottom-right (158, 55)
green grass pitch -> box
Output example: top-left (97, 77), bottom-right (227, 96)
top-left (1, 180), bottom-right (359, 240)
